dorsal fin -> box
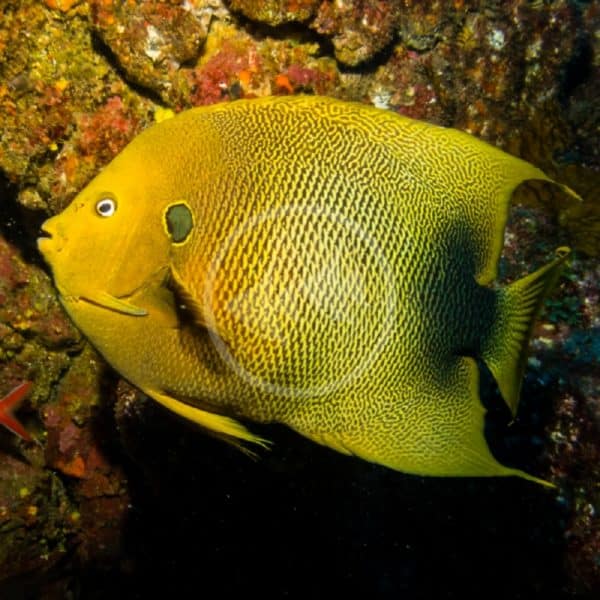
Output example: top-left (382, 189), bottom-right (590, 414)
top-left (426, 124), bottom-right (581, 287)
top-left (481, 162), bottom-right (580, 286)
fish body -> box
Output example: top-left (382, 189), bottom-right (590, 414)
top-left (38, 96), bottom-right (574, 483)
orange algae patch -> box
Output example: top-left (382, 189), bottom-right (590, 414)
top-left (238, 69), bottom-right (252, 87)
top-left (275, 74), bottom-right (294, 93)
top-left (44, 0), bottom-right (81, 12)
top-left (56, 455), bottom-right (86, 478)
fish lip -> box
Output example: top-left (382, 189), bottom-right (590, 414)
top-left (37, 219), bottom-right (63, 246)
top-left (36, 228), bottom-right (58, 256)
top-left (37, 224), bottom-right (53, 240)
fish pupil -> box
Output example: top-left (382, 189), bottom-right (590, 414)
top-left (96, 198), bottom-right (116, 217)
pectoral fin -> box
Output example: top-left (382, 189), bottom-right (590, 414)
top-left (168, 265), bottom-right (233, 344)
top-left (82, 291), bottom-right (148, 316)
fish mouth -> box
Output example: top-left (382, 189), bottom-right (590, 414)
top-left (37, 228), bottom-right (52, 241)
top-left (37, 224), bottom-right (58, 255)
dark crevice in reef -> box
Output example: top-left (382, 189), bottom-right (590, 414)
top-left (0, 171), bottom-right (48, 265)
top-left (559, 31), bottom-right (593, 106)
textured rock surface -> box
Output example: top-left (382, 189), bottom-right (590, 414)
top-left (311, 0), bottom-right (399, 66)
top-left (227, 0), bottom-right (320, 26)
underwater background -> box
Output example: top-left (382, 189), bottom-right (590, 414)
top-left (0, 1), bottom-right (598, 598)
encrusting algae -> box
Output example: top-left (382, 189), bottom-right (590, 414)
top-left (36, 95), bottom-right (581, 486)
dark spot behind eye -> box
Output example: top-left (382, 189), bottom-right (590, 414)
top-left (166, 203), bottom-right (194, 243)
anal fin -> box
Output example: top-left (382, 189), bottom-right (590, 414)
top-left (297, 358), bottom-right (555, 487)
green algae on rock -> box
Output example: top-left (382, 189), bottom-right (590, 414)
top-left (0, 223), bottom-right (131, 585)
top-left (0, 0), bottom-right (152, 214)
top-left (0, 455), bottom-right (76, 584)
top-left (226, 0), bottom-right (320, 26)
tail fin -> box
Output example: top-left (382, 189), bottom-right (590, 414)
top-left (481, 247), bottom-right (571, 415)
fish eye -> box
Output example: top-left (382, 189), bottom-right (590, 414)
top-left (96, 198), bottom-right (117, 217)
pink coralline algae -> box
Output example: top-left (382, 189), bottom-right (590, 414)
top-left (76, 96), bottom-right (141, 162)
top-left (187, 38), bottom-right (259, 105)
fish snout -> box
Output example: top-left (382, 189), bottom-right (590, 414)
top-left (37, 218), bottom-right (64, 256)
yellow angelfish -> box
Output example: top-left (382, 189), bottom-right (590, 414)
top-left (38, 96), bottom-right (577, 485)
